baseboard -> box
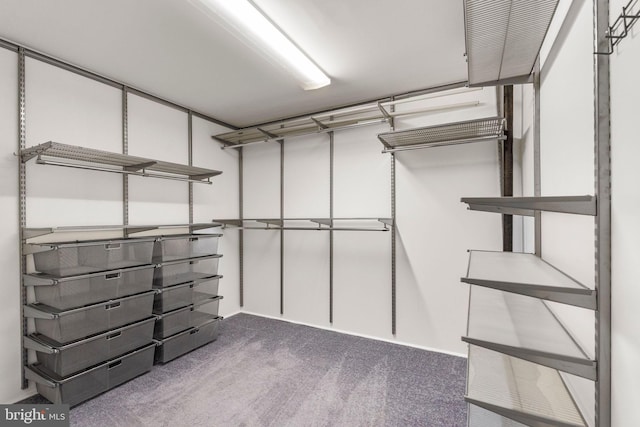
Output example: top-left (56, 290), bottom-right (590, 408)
top-left (220, 310), bottom-right (243, 319)
top-left (239, 310), bottom-right (467, 359)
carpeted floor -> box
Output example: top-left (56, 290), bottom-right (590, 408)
top-left (24, 313), bottom-right (468, 426)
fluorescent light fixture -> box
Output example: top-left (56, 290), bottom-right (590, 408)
top-left (193, 0), bottom-right (330, 90)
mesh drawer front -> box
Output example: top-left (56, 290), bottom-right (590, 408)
top-left (26, 343), bottom-right (155, 407)
top-left (192, 276), bottom-right (221, 304)
top-left (27, 291), bottom-right (155, 343)
top-left (153, 256), bottom-right (221, 287)
top-left (32, 238), bottom-right (155, 276)
top-left (153, 306), bottom-right (192, 339)
top-left (26, 317), bottom-right (155, 377)
top-left (27, 265), bottom-right (155, 310)
top-left (153, 282), bottom-right (194, 313)
top-left (153, 234), bottom-right (221, 262)
top-left (154, 317), bottom-right (222, 364)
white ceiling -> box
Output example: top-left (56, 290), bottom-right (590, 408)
top-left (0, 0), bottom-right (468, 128)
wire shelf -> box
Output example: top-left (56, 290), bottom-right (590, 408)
top-left (22, 223), bottom-right (221, 242)
top-left (462, 250), bottom-right (596, 309)
top-left (21, 142), bottom-right (222, 183)
top-left (213, 218), bottom-right (392, 232)
top-left (466, 345), bottom-right (588, 427)
top-left (465, 286), bottom-right (596, 379)
top-left (464, 0), bottom-right (560, 86)
top-left (211, 86), bottom-right (482, 149)
top-left (377, 117), bottom-right (505, 152)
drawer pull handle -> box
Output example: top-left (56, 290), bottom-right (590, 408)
top-left (106, 331), bottom-right (121, 340)
top-left (105, 272), bottom-right (121, 280)
top-left (108, 360), bottom-right (122, 369)
top-left (189, 237), bottom-right (199, 242)
top-left (105, 302), bottom-right (121, 310)
top-left (190, 328), bottom-right (200, 335)
top-left (105, 243), bottom-right (121, 250)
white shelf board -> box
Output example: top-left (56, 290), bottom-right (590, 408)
top-left (466, 345), bottom-right (588, 427)
top-left (462, 251), bottom-right (596, 309)
top-left (465, 287), bottom-right (596, 380)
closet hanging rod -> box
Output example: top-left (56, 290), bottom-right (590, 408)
top-left (382, 135), bottom-right (506, 153)
top-left (36, 159), bottom-right (214, 184)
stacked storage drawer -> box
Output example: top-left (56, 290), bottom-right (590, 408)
top-left (23, 237), bottom-right (156, 406)
top-left (152, 234), bottom-right (224, 364)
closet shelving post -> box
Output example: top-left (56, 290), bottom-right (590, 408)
top-left (458, 0), bottom-right (611, 425)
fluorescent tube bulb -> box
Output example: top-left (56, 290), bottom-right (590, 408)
top-left (193, 0), bottom-right (330, 90)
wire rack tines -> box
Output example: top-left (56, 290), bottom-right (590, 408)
top-left (20, 142), bottom-right (222, 183)
top-left (378, 117), bottom-right (505, 153)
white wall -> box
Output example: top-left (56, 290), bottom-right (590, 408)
top-left (0, 49), bottom-right (238, 403)
top-left (0, 47), bottom-right (23, 404)
top-left (192, 117), bottom-right (241, 316)
top-left (609, 0), bottom-right (640, 424)
top-left (538, 0), bottom-right (596, 422)
top-left (242, 87), bottom-right (502, 354)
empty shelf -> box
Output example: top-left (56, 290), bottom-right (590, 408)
top-left (21, 142), bottom-right (222, 183)
top-left (466, 345), bottom-right (587, 427)
top-left (461, 195), bottom-right (596, 216)
top-left (377, 117), bottom-right (505, 153)
top-left (465, 286), bottom-right (596, 380)
top-left (23, 223), bottom-right (221, 241)
top-left (468, 403), bottom-right (528, 427)
top-left (211, 88), bottom-right (474, 149)
top-left (464, 0), bottom-right (560, 86)
top-left (212, 218), bottom-right (392, 232)
top-left (462, 251), bottom-right (596, 309)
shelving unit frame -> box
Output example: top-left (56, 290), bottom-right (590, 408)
top-left (11, 38), bottom-right (230, 390)
top-left (459, 0), bottom-right (612, 422)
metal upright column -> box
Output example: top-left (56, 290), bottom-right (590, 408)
top-left (17, 47), bottom-right (28, 389)
top-left (533, 61), bottom-right (542, 257)
top-left (594, 0), bottom-right (612, 425)
top-left (122, 87), bottom-right (129, 227)
top-left (280, 140), bottom-right (284, 315)
top-left (239, 147), bottom-right (244, 307)
top-left (390, 102), bottom-right (397, 336)
top-left (188, 111), bottom-right (194, 224)
top-left (329, 131), bottom-right (334, 324)
top-left (503, 85), bottom-right (514, 252)
top-left (391, 153), bottom-right (397, 335)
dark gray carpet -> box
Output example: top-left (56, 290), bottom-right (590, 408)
top-left (28, 314), bottom-right (468, 426)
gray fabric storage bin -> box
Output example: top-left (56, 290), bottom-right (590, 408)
top-left (26, 343), bottom-right (155, 407)
top-left (153, 255), bottom-right (221, 288)
top-left (24, 291), bottom-right (155, 344)
top-left (24, 317), bottom-right (155, 377)
top-left (24, 265), bottom-right (155, 310)
top-left (153, 282), bottom-right (194, 313)
top-left (153, 234), bottom-right (221, 263)
top-left (32, 238), bottom-right (155, 276)
top-left (154, 316), bottom-right (222, 364)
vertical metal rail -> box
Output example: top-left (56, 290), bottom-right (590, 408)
top-left (329, 131), bottom-right (334, 324)
top-left (122, 87), bottom-right (129, 229)
top-left (533, 60), bottom-right (542, 257)
top-left (239, 147), bottom-right (244, 307)
top-left (280, 140), bottom-right (284, 315)
top-left (188, 111), bottom-right (194, 224)
top-left (391, 153), bottom-right (397, 335)
top-left (390, 102), bottom-right (397, 336)
top-left (503, 85), bottom-right (514, 252)
top-left (594, 0), bottom-right (612, 425)
top-left (17, 47), bottom-right (28, 389)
